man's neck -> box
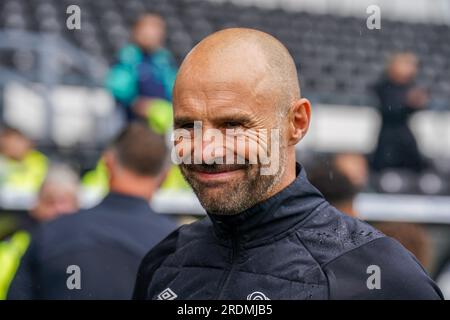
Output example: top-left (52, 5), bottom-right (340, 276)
top-left (265, 159), bottom-right (297, 201)
top-left (109, 176), bottom-right (157, 202)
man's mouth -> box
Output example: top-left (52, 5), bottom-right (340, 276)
top-left (186, 164), bottom-right (247, 185)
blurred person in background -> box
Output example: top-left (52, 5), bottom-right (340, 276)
top-left (29, 165), bottom-right (80, 223)
top-left (7, 122), bottom-right (177, 299)
top-left (104, 13), bottom-right (187, 193)
top-left (0, 125), bottom-right (48, 194)
top-left (309, 154), bottom-right (432, 271)
top-left (106, 13), bottom-right (177, 121)
top-left (371, 52), bottom-right (428, 172)
top-left (80, 105), bottom-right (189, 196)
top-left (308, 159), bottom-right (360, 218)
top-left (333, 153), bottom-right (369, 191)
top-left (0, 164), bottom-right (79, 299)
top-left (308, 153), bottom-right (368, 217)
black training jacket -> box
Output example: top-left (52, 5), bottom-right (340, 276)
top-left (133, 164), bottom-right (443, 300)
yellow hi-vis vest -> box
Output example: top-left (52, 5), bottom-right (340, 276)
top-left (0, 150), bottom-right (48, 193)
top-left (0, 230), bottom-right (31, 300)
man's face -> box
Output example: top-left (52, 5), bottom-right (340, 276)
top-left (0, 131), bottom-right (31, 161)
top-left (133, 16), bottom-right (166, 52)
top-left (32, 183), bottom-right (78, 222)
top-left (389, 54), bottom-right (418, 84)
top-left (173, 68), bottom-right (287, 215)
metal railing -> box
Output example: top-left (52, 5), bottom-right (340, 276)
top-left (0, 30), bottom-right (110, 142)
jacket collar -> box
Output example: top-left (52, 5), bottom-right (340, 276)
top-left (208, 163), bottom-right (326, 245)
top-left (101, 192), bottom-right (152, 213)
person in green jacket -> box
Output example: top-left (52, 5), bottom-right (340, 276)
top-left (105, 13), bottom-right (177, 121)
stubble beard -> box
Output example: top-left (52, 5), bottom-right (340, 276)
top-left (180, 147), bottom-right (286, 216)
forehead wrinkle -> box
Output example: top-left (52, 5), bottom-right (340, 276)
top-left (179, 77), bottom-right (265, 105)
top-left (176, 92), bottom-right (256, 124)
top-left (174, 28), bottom-right (299, 123)
top-left (174, 91), bottom-right (207, 120)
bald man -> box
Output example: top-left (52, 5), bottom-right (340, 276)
top-left (133, 29), bottom-right (442, 300)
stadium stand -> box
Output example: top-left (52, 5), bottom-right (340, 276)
top-left (0, 0), bottom-right (449, 106)
top-left (0, 1), bottom-right (449, 201)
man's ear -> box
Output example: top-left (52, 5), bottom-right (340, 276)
top-left (288, 98), bottom-right (311, 146)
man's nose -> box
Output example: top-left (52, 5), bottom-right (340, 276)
top-left (192, 131), bottom-right (227, 164)
top-left (202, 138), bottom-right (226, 164)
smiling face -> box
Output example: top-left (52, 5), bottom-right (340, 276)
top-left (174, 75), bottom-right (287, 215)
top-left (172, 28), bottom-right (310, 215)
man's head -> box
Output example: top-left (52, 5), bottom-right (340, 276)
top-left (308, 153), bottom-right (368, 217)
top-left (333, 153), bottom-right (368, 190)
top-left (0, 126), bottom-right (33, 161)
top-left (387, 52), bottom-right (418, 85)
top-left (172, 28), bottom-right (311, 215)
top-left (31, 165), bottom-right (80, 222)
top-left (308, 159), bottom-right (359, 217)
top-left (132, 13), bottom-right (166, 52)
top-left (103, 122), bottom-right (168, 199)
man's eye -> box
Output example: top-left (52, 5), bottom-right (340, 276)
top-left (224, 121), bottom-right (241, 128)
top-left (179, 123), bottom-right (194, 129)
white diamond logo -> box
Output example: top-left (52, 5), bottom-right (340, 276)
top-left (157, 288), bottom-right (178, 300)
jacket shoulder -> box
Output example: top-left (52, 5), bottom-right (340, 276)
top-left (323, 236), bottom-right (443, 299)
top-left (297, 205), bottom-right (442, 299)
top-left (296, 203), bottom-right (384, 266)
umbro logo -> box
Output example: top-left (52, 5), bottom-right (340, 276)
top-left (157, 288), bottom-right (178, 300)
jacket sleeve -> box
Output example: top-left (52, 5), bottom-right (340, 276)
top-left (323, 237), bottom-right (443, 300)
top-left (132, 227), bottom-right (181, 300)
top-left (105, 64), bottom-right (138, 105)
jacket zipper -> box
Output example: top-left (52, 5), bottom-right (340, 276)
top-left (216, 231), bottom-right (239, 299)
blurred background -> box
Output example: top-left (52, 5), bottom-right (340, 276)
top-left (1, 0), bottom-right (450, 293)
